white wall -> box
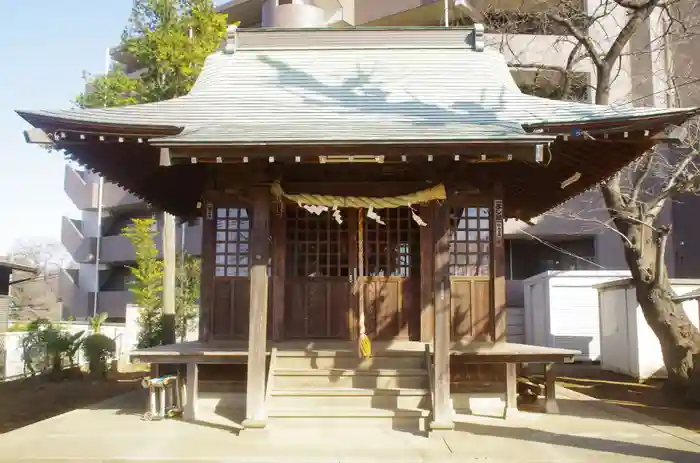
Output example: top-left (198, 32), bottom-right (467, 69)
top-left (1, 322), bottom-right (128, 380)
top-left (598, 279), bottom-right (700, 379)
top-left (523, 270), bottom-right (631, 360)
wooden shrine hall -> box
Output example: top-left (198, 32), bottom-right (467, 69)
top-left (18, 25), bottom-right (698, 433)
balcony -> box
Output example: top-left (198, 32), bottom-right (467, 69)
top-left (101, 182), bottom-right (144, 211)
top-left (61, 216), bottom-right (94, 263)
top-left (58, 269), bottom-right (89, 320)
top-left (64, 165), bottom-right (98, 211)
top-left (98, 221), bottom-right (203, 265)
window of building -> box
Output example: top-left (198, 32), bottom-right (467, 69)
top-left (506, 237), bottom-right (597, 280)
top-left (449, 207), bottom-right (491, 277)
top-left (215, 207), bottom-right (250, 277)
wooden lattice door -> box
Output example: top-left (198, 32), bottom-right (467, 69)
top-left (360, 208), bottom-right (421, 340)
top-left (284, 205), bottom-right (356, 339)
top-left (210, 206), bottom-right (253, 340)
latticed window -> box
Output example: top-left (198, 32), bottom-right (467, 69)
top-left (215, 207), bottom-right (251, 277)
top-left (449, 207), bottom-right (491, 277)
top-left (286, 206), bottom-right (350, 277)
top-left (364, 208), bottom-right (419, 277)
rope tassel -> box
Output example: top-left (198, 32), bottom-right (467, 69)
top-left (357, 209), bottom-right (371, 359)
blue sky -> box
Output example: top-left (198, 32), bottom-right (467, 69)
top-left (0, 1), bottom-right (228, 256)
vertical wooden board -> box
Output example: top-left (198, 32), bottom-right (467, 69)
top-left (284, 280), bottom-right (306, 339)
top-left (271, 207), bottom-right (286, 341)
top-left (420, 204), bottom-right (434, 342)
top-left (306, 281), bottom-right (327, 338)
top-left (348, 216), bottom-right (359, 341)
top-left (472, 279), bottom-right (491, 341)
top-left (211, 280), bottom-right (232, 340)
top-left (491, 189), bottom-right (507, 342)
top-left (267, 281), bottom-right (274, 339)
top-left (199, 200), bottom-right (216, 342)
top-left (379, 280), bottom-right (400, 340)
top-left (364, 281), bottom-right (378, 339)
top-left (404, 277), bottom-right (422, 341)
top-left (329, 281), bottom-right (351, 338)
top-left (450, 280), bottom-right (473, 340)
top-left (232, 279), bottom-right (250, 339)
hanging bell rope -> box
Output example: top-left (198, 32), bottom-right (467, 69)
top-left (357, 208), bottom-right (371, 359)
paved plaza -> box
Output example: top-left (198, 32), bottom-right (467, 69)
top-left (0, 386), bottom-right (698, 462)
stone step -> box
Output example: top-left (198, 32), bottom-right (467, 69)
top-left (269, 387), bottom-right (430, 409)
top-left (274, 354), bottom-right (425, 370)
top-left (267, 407), bottom-right (430, 432)
top-left (273, 368), bottom-right (428, 389)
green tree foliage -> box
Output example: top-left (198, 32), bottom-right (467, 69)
top-left (76, 0), bottom-right (227, 108)
top-left (122, 218), bottom-right (164, 348)
top-left (122, 218), bottom-right (201, 346)
top-left (175, 252), bottom-right (201, 341)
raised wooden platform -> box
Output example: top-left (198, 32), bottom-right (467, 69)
top-left (130, 340), bottom-right (578, 364)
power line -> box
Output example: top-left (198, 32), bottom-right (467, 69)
top-left (513, 227), bottom-right (606, 270)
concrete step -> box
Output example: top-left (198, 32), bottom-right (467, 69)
top-left (274, 353), bottom-right (425, 370)
top-left (269, 387), bottom-right (430, 409)
top-left (267, 407), bottom-right (430, 432)
top-left (274, 368), bottom-right (428, 389)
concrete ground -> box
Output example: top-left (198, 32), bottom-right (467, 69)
top-left (0, 387), bottom-right (698, 462)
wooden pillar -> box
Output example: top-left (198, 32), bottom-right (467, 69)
top-left (420, 204), bottom-right (435, 342)
top-left (183, 362), bottom-right (199, 421)
top-left (199, 200), bottom-right (215, 342)
top-left (491, 184), bottom-right (507, 342)
top-left (160, 148), bottom-right (176, 345)
top-left (243, 186), bottom-right (271, 429)
top-left (504, 362), bottom-right (518, 419)
top-left (543, 363), bottom-right (559, 414)
top-left (431, 203), bottom-right (454, 430)
top-left (270, 204), bottom-right (286, 341)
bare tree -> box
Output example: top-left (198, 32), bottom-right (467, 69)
top-left (484, 0), bottom-right (700, 396)
top-left (7, 239), bottom-right (71, 321)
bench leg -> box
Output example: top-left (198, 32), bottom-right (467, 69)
top-left (184, 363), bottom-right (198, 422)
top-left (504, 362), bottom-right (519, 419)
top-left (544, 363), bottom-right (559, 414)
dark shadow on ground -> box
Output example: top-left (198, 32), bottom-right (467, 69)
top-left (542, 364), bottom-right (700, 433)
top-left (454, 420), bottom-right (700, 462)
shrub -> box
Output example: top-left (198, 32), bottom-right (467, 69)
top-left (83, 334), bottom-right (116, 378)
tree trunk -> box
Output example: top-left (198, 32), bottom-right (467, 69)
top-left (620, 223), bottom-right (700, 395)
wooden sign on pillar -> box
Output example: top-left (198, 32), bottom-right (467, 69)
top-left (491, 185), bottom-right (507, 342)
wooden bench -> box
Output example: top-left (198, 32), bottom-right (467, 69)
top-left (450, 342), bottom-right (579, 418)
top-left (130, 342), bottom-right (257, 422)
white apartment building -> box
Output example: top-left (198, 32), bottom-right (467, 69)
top-left (59, 0), bottom-right (695, 320)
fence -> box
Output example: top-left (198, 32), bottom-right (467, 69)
top-left (0, 322), bottom-right (128, 381)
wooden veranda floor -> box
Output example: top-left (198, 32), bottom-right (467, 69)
top-left (130, 340), bottom-right (579, 364)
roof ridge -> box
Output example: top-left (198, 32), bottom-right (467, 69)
top-left (222, 24), bottom-right (486, 53)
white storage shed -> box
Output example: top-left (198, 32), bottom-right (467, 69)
top-left (523, 270), bottom-right (630, 361)
top-left (596, 278), bottom-right (700, 380)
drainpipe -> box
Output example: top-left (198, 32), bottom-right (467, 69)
top-left (93, 176), bottom-right (104, 317)
top-left (444, 0), bottom-right (449, 27)
top-left (92, 48), bottom-right (110, 318)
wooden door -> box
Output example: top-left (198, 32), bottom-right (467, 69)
top-left (360, 208), bottom-right (421, 341)
top-left (209, 205), bottom-right (253, 340)
top-left (284, 205), bottom-right (355, 339)
top-left (448, 206), bottom-right (492, 341)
